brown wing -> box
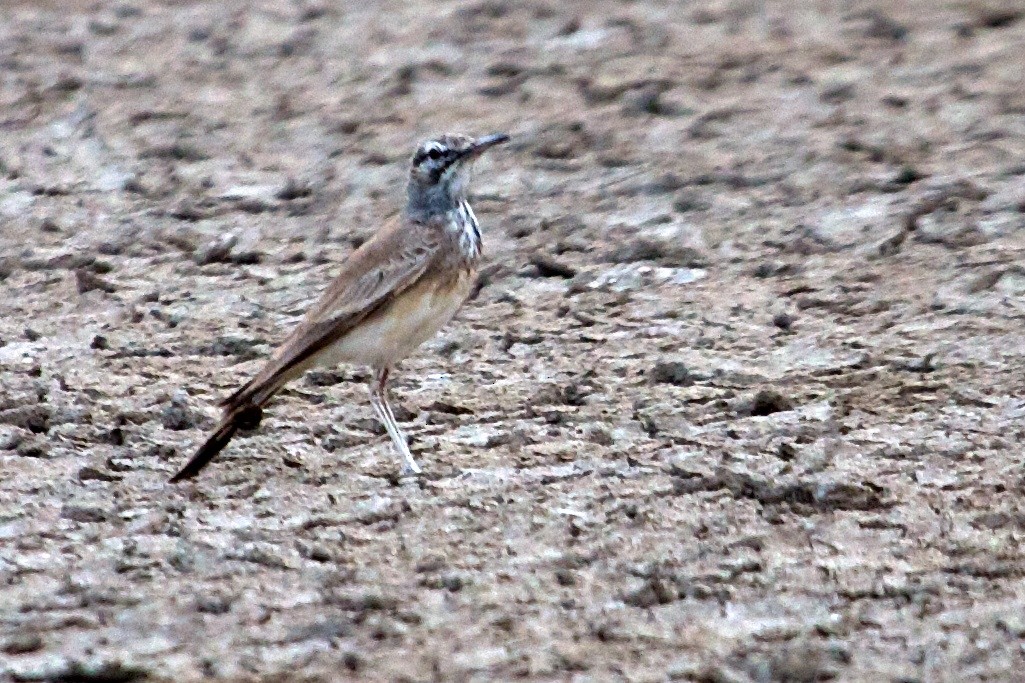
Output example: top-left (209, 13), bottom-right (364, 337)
top-left (222, 214), bottom-right (444, 409)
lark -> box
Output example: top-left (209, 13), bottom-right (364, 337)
top-left (170, 133), bottom-right (509, 482)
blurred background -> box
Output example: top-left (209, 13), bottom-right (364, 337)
top-left (2, 1), bottom-right (1025, 681)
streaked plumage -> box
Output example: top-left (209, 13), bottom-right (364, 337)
top-left (170, 132), bottom-right (508, 482)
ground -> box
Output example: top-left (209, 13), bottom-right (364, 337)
top-left (2, 0), bottom-right (1025, 681)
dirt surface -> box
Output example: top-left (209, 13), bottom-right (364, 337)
top-left (2, 0), bottom-right (1025, 681)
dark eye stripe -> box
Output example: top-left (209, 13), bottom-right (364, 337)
top-left (414, 146), bottom-right (451, 167)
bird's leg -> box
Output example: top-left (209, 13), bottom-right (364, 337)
top-left (369, 367), bottom-right (422, 476)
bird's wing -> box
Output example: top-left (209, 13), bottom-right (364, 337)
top-left (223, 214), bottom-right (444, 408)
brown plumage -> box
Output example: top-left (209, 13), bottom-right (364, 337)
top-left (170, 132), bottom-right (508, 482)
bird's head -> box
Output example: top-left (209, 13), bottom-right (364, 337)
top-left (406, 132), bottom-right (508, 216)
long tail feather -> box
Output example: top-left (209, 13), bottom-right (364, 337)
top-left (170, 347), bottom-right (314, 483)
top-left (168, 405), bottom-right (263, 483)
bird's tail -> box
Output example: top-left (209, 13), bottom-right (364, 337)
top-left (168, 352), bottom-right (314, 482)
top-left (168, 369), bottom-right (296, 483)
top-left (168, 403), bottom-right (264, 483)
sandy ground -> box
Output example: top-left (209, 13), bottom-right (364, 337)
top-left (2, 0), bottom-right (1025, 681)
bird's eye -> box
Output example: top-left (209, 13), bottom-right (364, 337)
top-left (427, 148), bottom-right (443, 160)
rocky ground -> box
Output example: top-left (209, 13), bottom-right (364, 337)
top-left (2, 0), bottom-right (1025, 681)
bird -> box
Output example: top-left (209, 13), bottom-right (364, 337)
top-left (169, 132), bottom-right (509, 482)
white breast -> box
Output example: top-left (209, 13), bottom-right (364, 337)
top-left (453, 201), bottom-right (481, 260)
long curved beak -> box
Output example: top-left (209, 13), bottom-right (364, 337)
top-left (466, 133), bottom-right (510, 157)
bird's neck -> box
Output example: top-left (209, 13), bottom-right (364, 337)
top-left (405, 179), bottom-right (465, 222)
top-left (406, 180), bottom-right (480, 261)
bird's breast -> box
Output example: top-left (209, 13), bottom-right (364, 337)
top-left (452, 201), bottom-right (482, 262)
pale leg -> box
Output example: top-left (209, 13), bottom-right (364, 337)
top-left (369, 367), bottom-right (422, 475)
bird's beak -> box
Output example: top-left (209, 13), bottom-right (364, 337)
top-left (465, 133), bottom-right (510, 158)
